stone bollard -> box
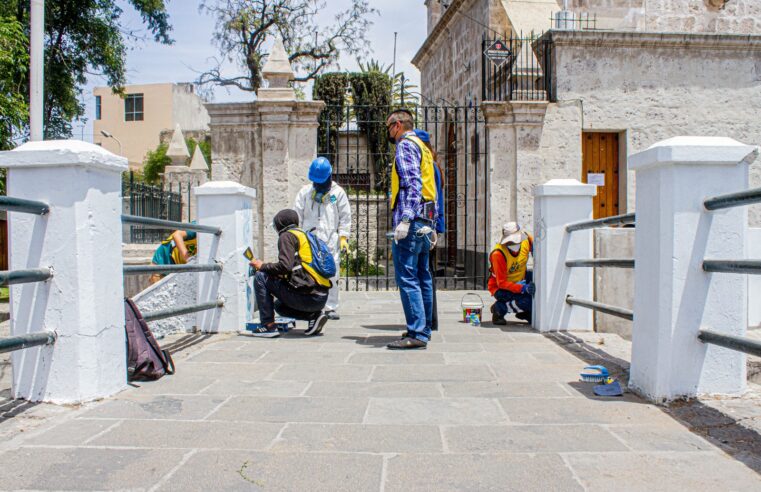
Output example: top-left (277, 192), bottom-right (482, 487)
top-left (195, 181), bottom-right (256, 332)
top-left (533, 179), bottom-right (596, 332)
top-left (629, 137), bottom-right (758, 402)
top-left (1, 140), bottom-right (128, 403)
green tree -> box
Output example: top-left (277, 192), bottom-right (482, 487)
top-left (0, 1), bottom-right (173, 141)
top-left (142, 137), bottom-right (212, 184)
top-left (0, 16), bottom-right (29, 151)
top-left (198, 0), bottom-right (377, 93)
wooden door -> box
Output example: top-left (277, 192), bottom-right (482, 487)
top-left (582, 132), bottom-right (620, 219)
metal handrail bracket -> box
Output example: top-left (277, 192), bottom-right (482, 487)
top-left (565, 213), bottom-right (635, 233)
top-left (0, 196), bottom-right (50, 215)
top-left (698, 329), bottom-right (761, 358)
top-left (121, 215), bottom-right (222, 235)
top-left (123, 264), bottom-right (222, 276)
top-left (704, 187), bottom-right (761, 211)
top-left (565, 295), bottom-right (633, 321)
top-left (0, 268), bottom-right (53, 287)
top-left (703, 260), bottom-right (761, 275)
top-left (566, 259), bottom-right (634, 269)
top-left (0, 331), bottom-right (56, 354)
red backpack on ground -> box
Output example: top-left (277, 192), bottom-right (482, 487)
top-left (124, 298), bottom-right (175, 381)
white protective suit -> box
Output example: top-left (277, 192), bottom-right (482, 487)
top-left (293, 181), bottom-right (352, 312)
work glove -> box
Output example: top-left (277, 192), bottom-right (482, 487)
top-left (429, 231), bottom-right (438, 251)
top-left (521, 282), bottom-right (536, 296)
top-left (394, 221), bottom-right (410, 243)
top-left (340, 236), bottom-right (349, 253)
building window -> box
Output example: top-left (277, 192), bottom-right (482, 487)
top-left (124, 93), bottom-right (144, 121)
top-left (95, 95), bottom-right (101, 120)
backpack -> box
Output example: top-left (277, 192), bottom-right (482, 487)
top-left (304, 229), bottom-right (337, 278)
top-left (124, 298), bottom-right (175, 381)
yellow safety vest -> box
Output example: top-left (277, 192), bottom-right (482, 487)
top-left (287, 229), bottom-right (332, 288)
top-left (390, 134), bottom-right (437, 211)
top-left (162, 235), bottom-right (197, 265)
top-left (490, 236), bottom-right (532, 284)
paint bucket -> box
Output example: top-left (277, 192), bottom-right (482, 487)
top-left (461, 293), bottom-right (484, 323)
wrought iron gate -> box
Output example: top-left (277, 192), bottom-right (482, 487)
top-left (317, 103), bottom-right (490, 291)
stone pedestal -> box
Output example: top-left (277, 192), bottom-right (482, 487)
top-left (195, 181), bottom-right (257, 332)
top-left (533, 179), bottom-right (596, 333)
top-left (629, 136), bottom-right (757, 402)
top-left (0, 140), bottom-right (128, 403)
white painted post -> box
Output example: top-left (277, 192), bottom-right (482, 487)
top-left (1, 140), bottom-right (128, 403)
top-left (195, 181), bottom-right (256, 332)
top-left (629, 137), bottom-right (758, 402)
top-left (533, 179), bottom-right (596, 332)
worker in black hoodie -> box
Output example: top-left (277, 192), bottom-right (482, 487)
top-left (249, 209), bottom-right (330, 338)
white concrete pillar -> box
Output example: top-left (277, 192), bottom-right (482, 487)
top-left (629, 137), bottom-right (758, 402)
top-left (1, 140), bottom-right (128, 403)
top-left (195, 181), bottom-right (256, 332)
top-left (533, 179), bottom-right (596, 332)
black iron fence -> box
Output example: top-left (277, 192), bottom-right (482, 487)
top-left (122, 172), bottom-right (182, 243)
top-left (318, 103), bottom-right (489, 291)
top-left (482, 32), bottom-right (554, 103)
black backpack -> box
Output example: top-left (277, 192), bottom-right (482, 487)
top-left (124, 298), bottom-right (175, 381)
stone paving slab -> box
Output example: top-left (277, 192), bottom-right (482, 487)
top-left (1, 291), bottom-right (761, 490)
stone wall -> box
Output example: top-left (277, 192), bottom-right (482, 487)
top-left (594, 228), bottom-right (635, 339)
top-left (568, 0), bottom-right (761, 34)
top-left (347, 195), bottom-right (389, 265)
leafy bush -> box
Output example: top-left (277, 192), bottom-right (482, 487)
top-left (142, 137), bottom-right (212, 184)
top-left (340, 239), bottom-right (385, 277)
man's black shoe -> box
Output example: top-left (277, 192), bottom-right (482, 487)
top-left (387, 337), bottom-right (427, 350)
top-left (325, 310), bottom-right (340, 320)
top-left (515, 311), bottom-right (532, 324)
top-left (306, 313), bottom-right (327, 336)
top-left (491, 303), bottom-right (507, 326)
top-left (251, 324), bottom-right (280, 338)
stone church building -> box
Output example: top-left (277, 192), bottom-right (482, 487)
top-left (414, 0), bottom-right (761, 234)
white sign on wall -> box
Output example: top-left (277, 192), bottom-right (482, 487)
top-left (587, 173), bottom-right (605, 186)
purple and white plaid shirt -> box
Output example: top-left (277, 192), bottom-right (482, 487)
top-left (392, 131), bottom-right (438, 227)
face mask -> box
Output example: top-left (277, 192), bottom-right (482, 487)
top-left (507, 243), bottom-right (521, 253)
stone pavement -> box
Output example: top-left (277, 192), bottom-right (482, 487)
top-left (1, 291), bottom-right (761, 491)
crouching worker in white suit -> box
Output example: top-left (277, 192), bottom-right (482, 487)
top-left (294, 157), bottom-right (352, 320)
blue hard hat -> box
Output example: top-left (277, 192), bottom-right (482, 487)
top-left (414, 129), bottom-right (431, 144)
top-left (308, 157), bottom-right (332, 184)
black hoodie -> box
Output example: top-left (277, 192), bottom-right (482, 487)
top-left (259, 209), bottom-right (327, 294)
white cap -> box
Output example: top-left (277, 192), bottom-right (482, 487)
top-left (500, 222), bottom-right (525, 245)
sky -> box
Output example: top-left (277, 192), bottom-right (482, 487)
top-left (78, 0), bottom-right (428, 141)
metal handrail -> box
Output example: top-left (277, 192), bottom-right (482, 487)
top-left (703, 260), bottom-right (761, 275)
top-left (121, 215), bottom-right (222, 235)
top-left (0, 268), bottom-right (53, 287)
top-left (566, 296), bottom-right (633, 321)
top-left (142, 299), bottom-right (224, 323)
top-left (0, 331), bottom-right (56, 354)
top-left (123, 264), bottom-right (222, 276)
top-left (566, 259), bottom-right (635, 269)
top-left (565, 213), bottom-right (635, 233)
top-left (0, 196), bottom-right (50, 215)
top-left (698, 329), bottom-right (761, 358)
top-left (704, 187), bottom-right (761, 211)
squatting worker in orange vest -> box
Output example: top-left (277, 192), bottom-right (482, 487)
top-left (488, 222), bottom-right (535, 325)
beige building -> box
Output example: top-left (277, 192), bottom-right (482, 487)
top-left (93, 83), bottom-right (210, 169)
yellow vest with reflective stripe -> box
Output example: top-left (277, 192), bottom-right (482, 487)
top-left (491, 238), bottom-right (532, 284)
top-left (161, 235), bottom-right (197, 265)
top-left (390, 134), bottom-right (437, 211)
top-left (287, 229), bottom-right (332, 288)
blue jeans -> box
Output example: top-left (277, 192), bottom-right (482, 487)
top-left (492, 271), bottom-right (533, 317)
top-left (392, 221), bottom-right (434, 342)
top-left (254, 271), bottom-right (328, 324)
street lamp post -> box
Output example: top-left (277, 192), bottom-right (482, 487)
top-left (100, 130), bottom-right (122, 155)
top-left (30, 0), bottom-right (45, 141)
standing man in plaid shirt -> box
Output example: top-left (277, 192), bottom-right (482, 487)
top-left (386, 109), bottom-right (439, 350)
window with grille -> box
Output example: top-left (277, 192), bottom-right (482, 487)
top-left (124, 94), bottom-right (144, 121)
top-left (95, 95), bottom-right (102, 120)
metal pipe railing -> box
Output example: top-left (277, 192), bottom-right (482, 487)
top-left (0, 196), bottom-right (49, 215)
top-left (142, 299), bottom-right (224, 323)
top-left (121, 215), bottom-right (221, 235)
top-left (702, 260), bottom-right (761, 275)
top-left (704, 187), bottom-right (761, 211)
top-left (565, 213), bottom-right (635, 233)
top-left (0, 268), bottom-right (53, 287)
top-left (698, 329), bottom-right (761, 358)
top-left (566, 295), bottom-right (633, 321)
top-left (123, 264), bottom-right (222, 276)
top-left (566, 259), bottom-right (635, 269)
top-left (0, 331), bottom-right (56, 354)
